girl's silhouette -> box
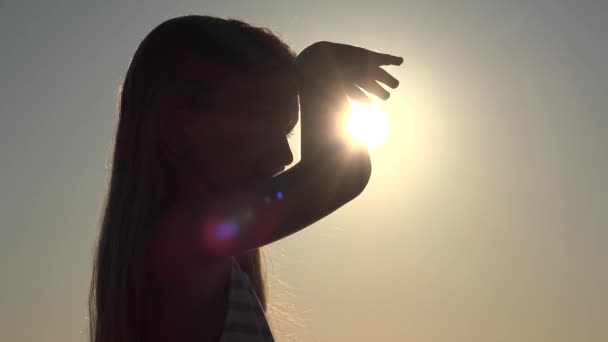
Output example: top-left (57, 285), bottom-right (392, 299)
top-left (89, 15), bottom-right (402, 342)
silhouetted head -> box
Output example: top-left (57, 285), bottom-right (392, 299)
top-left (122, 15), bottom-right (298, 199)
top-left (91, 15), bottom-right (296, 342)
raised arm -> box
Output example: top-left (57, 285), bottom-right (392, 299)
top-left (154, 42), bottom-right (403, 258)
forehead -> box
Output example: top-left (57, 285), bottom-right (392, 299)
top-left (177, 56), bottom-right (299, 127)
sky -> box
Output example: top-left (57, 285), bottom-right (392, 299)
top-left (1, 0), bottom-right (606, 341)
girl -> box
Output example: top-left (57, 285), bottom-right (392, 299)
top-left (89, 15), bottom-right (402, 342)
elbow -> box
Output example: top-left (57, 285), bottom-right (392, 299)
top-left (338, 151), bottom-right (372, 201)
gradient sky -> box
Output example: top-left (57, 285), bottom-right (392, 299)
top-left (1, 1), bottom-right (606, 341)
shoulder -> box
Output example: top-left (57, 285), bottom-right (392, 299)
top-left (220, 258), bottom-right (275, 341)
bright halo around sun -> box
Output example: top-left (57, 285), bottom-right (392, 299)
top-left (344, 100), bottom-right (390, 150)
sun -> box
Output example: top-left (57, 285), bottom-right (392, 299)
top-left (344, 100), bottom-right (390, 150)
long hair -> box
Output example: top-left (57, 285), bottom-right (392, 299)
top-left (89, 15), bottom-right (296, 342)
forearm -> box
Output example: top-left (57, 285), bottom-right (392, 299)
top-left (297, 79), bottom-right (371, 186)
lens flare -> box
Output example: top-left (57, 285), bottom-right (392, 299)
top-left (216, 219), bottom-right (239, 241)
top-left (345, 101), bottom-right (390, 150)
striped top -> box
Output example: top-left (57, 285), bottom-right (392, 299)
top-left (219, 257), bottom-right (274, 342)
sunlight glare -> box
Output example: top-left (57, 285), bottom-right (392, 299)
top-left (344, 101), bottom-right (390, 150)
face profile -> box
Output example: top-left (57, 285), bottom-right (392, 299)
top-left (159, 55), bottom-right (298, 193)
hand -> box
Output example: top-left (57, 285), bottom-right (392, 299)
top-left (295, 41), bottom-right (403, 103)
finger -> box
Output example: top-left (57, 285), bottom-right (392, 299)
top-left (373, 52), bottom-right (404, 66)
top-left (346, 85), bottom-right (371, 104)
top-left (360, 80), bottom-right (390, 100)
top-left (374, 67), bottom-right (400, 89)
